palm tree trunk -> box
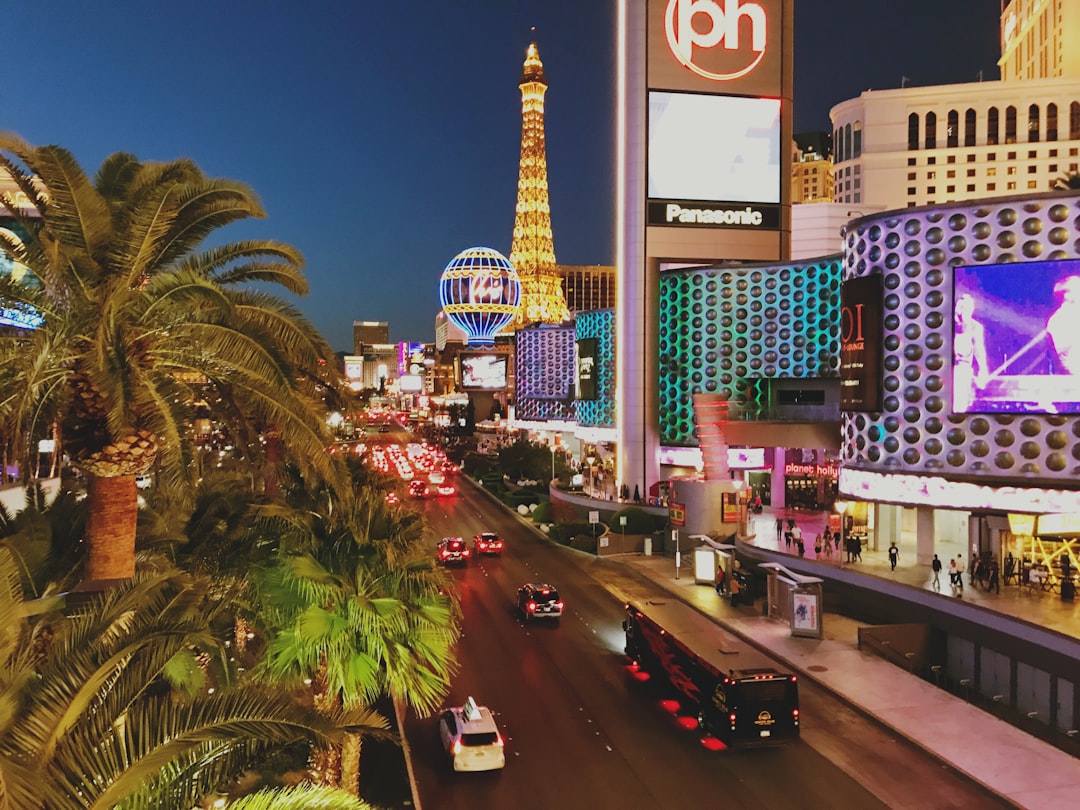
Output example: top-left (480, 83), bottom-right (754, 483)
top-left (84, 474), bottom-right (138, 582)
top-left (339, 732), bottom-right (361, 796)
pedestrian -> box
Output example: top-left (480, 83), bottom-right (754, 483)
top-left (988, 559), bottom-right (1000, 593)
top-left (888, 542), bottom-right (899, 571)
top-left (714, 564), bottom-right (727, 596)
top-left (791, 523), bottom-right (802, 550)
top-left (949, 556), bottom-right (963, 595)
top-left (956, 555), bottom-right (964, 591)
top-left (833, 531), bottom-right (841, 558)
top-left (784, 530), bottom-right (792, 550)
top-left (855, 537), bottom-right (863, 562)
top-left (814, 532), bottom-right (822, 556)
top-left (775, 518), bottom-right (783, 542)
top-left (931, 554), bottom-right (942, 591)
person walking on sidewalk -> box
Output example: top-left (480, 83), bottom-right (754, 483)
top-left (714, 564), bottom-right (727, 596)
top-left (949, 556), bottom-right (963, 595)
top-left (931, 554), bottom-right (942, 591)
top-left (888, 541), bottom-right (900, 571)
top-left (775, 518), bottom-right (783, 543)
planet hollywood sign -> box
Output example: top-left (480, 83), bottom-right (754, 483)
top-left (664, 0), bottom-right (768, 82)
top-left (785, 462), bottom-right (839, 479)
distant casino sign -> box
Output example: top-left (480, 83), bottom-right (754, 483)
top-left (647, 200), bottom-right (779, 229)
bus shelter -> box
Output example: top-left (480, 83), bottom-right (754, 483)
top-left (759, 562), bottom-right (824, 639)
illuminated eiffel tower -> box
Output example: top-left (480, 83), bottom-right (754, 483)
top-left (509, 41), bottom-right (569, 328)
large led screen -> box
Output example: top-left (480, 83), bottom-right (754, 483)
top-left (648, 91), bottom-right (780, 204)
top-left (460, 354), bottom-right (507, 390)
top-left (839, 275), bottom-right (883, 412)
top-left (953, 259), bottom-right (1080, 414)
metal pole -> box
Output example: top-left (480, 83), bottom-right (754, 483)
top-left (674, 529), bottom-right (680, 580)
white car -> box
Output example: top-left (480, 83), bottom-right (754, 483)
top-left (437, 697), bottom-right (506, 772)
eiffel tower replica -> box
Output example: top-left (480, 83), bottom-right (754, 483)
top-left (509, 41), bottom-right (569, 328)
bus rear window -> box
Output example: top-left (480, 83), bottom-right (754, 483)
top-left (738, 679), bottom-right (793, 703)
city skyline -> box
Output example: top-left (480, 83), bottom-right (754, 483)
top-left (4, 1), bottom-right (1000, 351)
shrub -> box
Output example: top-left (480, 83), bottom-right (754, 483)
top-left (531, 501), bottom-right (555, 524)
top-left (611, 506), bottom-right (662, 534)
top-left (550, 521), bottom-right (593, 545)
top-left (569, 533), bottom-right (598, 554)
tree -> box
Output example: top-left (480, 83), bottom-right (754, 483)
top-left (1052, 171), bottom-right (1080, 190)
top-left (0, 135), bottom-right (344, 584)
top-left (252, 483), bottom-right (459, 795)
top-left (0, 550), bottom-right (383, 809)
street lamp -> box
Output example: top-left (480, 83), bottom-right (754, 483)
top-left (586, 453), bottom-right (596, 496)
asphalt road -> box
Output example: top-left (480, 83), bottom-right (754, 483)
top-left (388, 473), bottom-right (1012, 810)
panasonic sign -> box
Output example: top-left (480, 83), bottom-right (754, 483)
top-left (647, 200), bottom-right (779, 229)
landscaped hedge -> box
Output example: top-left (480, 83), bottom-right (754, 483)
top-left (504, 490), bottom-right (545, 510)
top-left (549, 521), bottom-right (594, 545)
top-left (611, 506), bottom-right (665, 534)
top-left (569, 533), bottom-right (598, 554)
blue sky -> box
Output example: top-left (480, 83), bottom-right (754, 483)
top-left (4, 1), bottom-right (1000, 351)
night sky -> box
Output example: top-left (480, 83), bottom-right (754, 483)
top-left (3, 1), bottom-right (1001, 351)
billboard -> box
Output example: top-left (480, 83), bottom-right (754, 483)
top-left (343, 355), bottom-right (364, 381)
top-left (952, 259), bottom-right (1080, 414)
top-left (648, 91), bottom-right (780, 207)
top-left (397, 342), bottom-right (424, 376)
top-left (839, 275), bottom-right (883, 412)
top-left (575, 338), bottom-right (598, 400)
top-left (460, 354), bottom-right (507, 390)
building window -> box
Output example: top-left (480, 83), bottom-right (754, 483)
top-left (1070, 101), bottom-right (1080, 140)
top-left (844, 124), bottom-right (852, 162)
top-left (1007, 151), bottom-right (1017, 159)
top-left (907, 172), bottom-right (917, 180)
top-left (927, 186), bottom-right (936, 193)
top-left (947, 170), bottom-right (956, 178)
top-left (1027, 180), bottom-right (1038, 189)
top-left (1005, 105), bottom-right (1017, 143)
top-left (925, 111), bottom-right (937, 149)
top-left (1050, 149), bottom-right (1058, 157)
top-left (853, 121), bottom-right (862, 157)
top-left (987, 183), bottom-right (996, 191)
top-left (965, 108), bottom-right (976, 147)
top-left (1028, 150), bottom-right (1037, 159)
top-left (967, 184), bottom-right (976, 192)
top-left (1050, 163), bottom-right (1058, 172)
top-left (987, 167), bottom-right (997, 176)
top-left (947, 185), bottom-right (955, 192)
top-left (927, 171), bottom-right (936, 179)
top-left (908, 187), bottom-right (916, 195)
top-left (966, 169), bottom-right (976, 177)
top-left (1007, 181), bottom-right (1017, 190)
top-left (1028, 165), bottom-right (1038, 173)
top-left (1007, 166), bottom-right (1017, 175)
top-left (947, 155), bottom-right (956, 163)
top-left (967, 153), bottom-right (976, 162)
top-left (947, 109), bottom-right (959, 148)
top-left (1047, 103), bottom-right (1058, 141)
top-left (988, 152), bottom-right (996, 161)
top-left (907, 157), bottom-right (917, 166)
top-left (908, 113), bottom-right (919, 150)
top-left (853, 192), bottom-right (861, 203)
top-left (987, 107), bottom-right (1000, 145)
top-left (1028, 104), bottom-right (1040, 142)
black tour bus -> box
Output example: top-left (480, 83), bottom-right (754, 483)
top-left (623, 600), bottom-right (800, 747)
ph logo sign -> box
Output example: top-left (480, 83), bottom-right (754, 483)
top-left (664, 0), bottom-right (767, 81)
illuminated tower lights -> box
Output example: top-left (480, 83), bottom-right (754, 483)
top-left (510, 41), bottom-right (570, 328)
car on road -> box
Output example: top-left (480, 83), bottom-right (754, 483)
top-left (437, 697), bottom-right (505, 772)
top-left (517, 583), bottom-right (563, 621)
top-left (473, 532), bottom-right (505, 556)
top-left (437, 537), bottom-right (470, 565)
top-left (434, 482), bottom-right (457, 498)
top-left (428, 470), bottom-right (445, 485)
top-left (408, 480), bottom-right (429, 499)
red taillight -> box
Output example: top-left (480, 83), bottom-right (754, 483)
top-left (462, 548), bottom-right (470, 557)
top-left (527, 601), bottom-right (537, 612)
top-left (554, 601), bottom-right (564, 610)
top-left (793, 708), bottom-right (800, 722)
top-left (496, 734), bottom-right (505, 747)
top-left (729, 713), bottom-right (737, 725)
top-left (440, 550), bottom-right (449, 558)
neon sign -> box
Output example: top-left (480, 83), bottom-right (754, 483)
top-left (664, 0), bottom-right (767, 81)
top-left (785, 463), bottom-right (839, 479)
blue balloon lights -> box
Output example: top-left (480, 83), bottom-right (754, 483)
top-left (439, 246), bottom-right (522, 344)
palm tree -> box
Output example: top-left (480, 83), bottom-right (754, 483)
top-left (0, 135), bottom-right (344, 584)
top-left (1052, 171), bottom-right (1080, 190)
top-left (0, 549), bottom-right (391, 809)
top-left (252, 483), bottom-right (459, 795)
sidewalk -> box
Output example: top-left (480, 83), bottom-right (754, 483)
top-left (610, 546), bottom-right (1080, 810)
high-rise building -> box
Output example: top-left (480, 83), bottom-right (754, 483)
top-left (560, 264), bottom-right (617, 313)
top-left (999, 0), bottom-right (1080, 81)
top-left (792, 135), bottom-right (833, 204)
top-left (509, 42), bottom-right (569, 328)
top-left (353, 320), bottom-right (388, 355)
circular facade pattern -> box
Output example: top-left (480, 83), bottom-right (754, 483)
top-left (842, 194), bottom-right (1080, 486)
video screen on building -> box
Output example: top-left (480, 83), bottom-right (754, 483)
top-left (839, 275), bottom-right (883, 412)
top-left (460, 354), bottom-right (507, 390)
top-left (575, 338), bottom-right (598, 401)
top-left (647, 91), bottom-right (780, 205)
top-left (953, 259), bottom-right (1080, 414)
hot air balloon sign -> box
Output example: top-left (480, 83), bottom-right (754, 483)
top-left (439, 246), bottom-right (521, 344)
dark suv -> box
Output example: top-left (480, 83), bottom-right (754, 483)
top-left (437, 537), bottom-right (470, 565)
top-left (517, 583), bottom-right (563, 621)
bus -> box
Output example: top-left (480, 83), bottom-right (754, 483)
top-left (623, 600), bottom-right (800, 748)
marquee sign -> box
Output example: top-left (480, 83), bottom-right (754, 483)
top-left (663, 0), bottom-right (768, 82)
